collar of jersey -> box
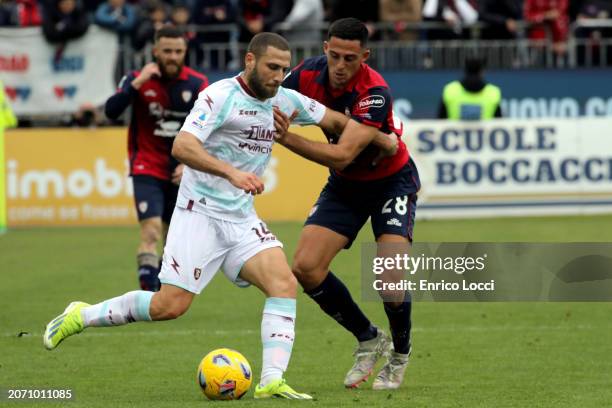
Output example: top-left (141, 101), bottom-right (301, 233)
top-left (235, 74), bottom-right (272, 104)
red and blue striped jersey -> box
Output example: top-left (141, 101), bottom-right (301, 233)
top-left (282, 55), bottom-right (408, 181)
top-left (106, 66), bottom-right (209, 181)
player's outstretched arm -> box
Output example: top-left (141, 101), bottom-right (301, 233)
top-left (172, 131), bottom-right (264, 195)
top-left (274, 108), bottom-right (377, 171)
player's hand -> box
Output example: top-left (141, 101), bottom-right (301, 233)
top-left (228, 169), bottom-right (265, 195)
top-left (372, 132), bottom-right (399, 166)
top-left (171, 164), bottom-right (184, 185)
top-left (273, 107), bottom-right (298, 143)
top-left (131, 63), bottom-right (161, 89)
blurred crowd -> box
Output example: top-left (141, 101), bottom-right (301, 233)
top-left (1, 0), bottom-right (611, 127)
top-left (0, 0), bottom-right (610, 51)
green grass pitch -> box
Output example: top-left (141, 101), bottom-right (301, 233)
top-left (2, 215), bottom-right (612, 407)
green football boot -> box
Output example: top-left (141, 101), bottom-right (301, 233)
top-left (254, 379), bottom-right (312, 400)
top-left (43, 301), bottom-right (89, 350)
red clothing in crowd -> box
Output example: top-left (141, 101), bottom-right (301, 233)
top-left (524, 0), bottom-right (569, 43)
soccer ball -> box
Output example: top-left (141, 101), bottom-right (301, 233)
top-left (197, 348), bottom-right (252, 400)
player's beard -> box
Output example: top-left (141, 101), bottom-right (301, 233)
top-left (248, 66), bottom-right (279, 100)
top-left (160, 60), bottom-right (183, 79)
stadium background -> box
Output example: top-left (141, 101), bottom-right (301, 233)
top-left (1, 1), bottom-right (612, 406)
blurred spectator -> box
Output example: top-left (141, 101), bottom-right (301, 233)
top-left (237, 0), bottom-right (292, 43)
top-left (83, 0), bottom-right (105, 13)
top-left (379, 0), bottom-right (422, 41)
top-left (41, 0), bottom-right (90, 44)
top-left (192, 0), bottom-right (237, 69)
top-left (478, 0), bottom-right (522, 39)
top-left (94, 0), bottom-right (136, 35)
top-left (576, 0), bottom-right (612, 36)
top-left (62, 102), bottom-right (105, 128)
top-left (17, 0), bottom-right (42, 26)
top-left (276, 0), bottom-right (324, 43)
top-left (438, 57), bottom-right (502, 120)
top-left (524, 0), bottom-right (569, 58)
top-left (1, 0), bottom-right (42, 26)
top-left (575, 0), bottom-right (612, 65)
top-left (422, 0), bottom-right (479, 40)
top-left (329, 0), bottom-right (379, 37)
top-left (170, 2), bottom-right (199, 64)
top-left (132, 0), bottom-right (168, 50)
top-left (0, 0), bottom-right (18, 26)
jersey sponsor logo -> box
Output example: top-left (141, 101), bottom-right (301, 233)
top-left (241, 125), bottom-right (277, 142)
top-left (154, 120), bottom-right (181, 137)
top-left (387, 218), bottom-right (402, 227)
top-left (181, 90), bottom-right (192, 103)
top-left (238, 142), bottom-right (272, 154)
top-left (358, 95), bottom-right (386, 110)
top-left (239, 109), bottom-right (257, 116)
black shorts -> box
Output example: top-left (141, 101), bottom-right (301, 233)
top-left (305, 158), bottom-right (421, 248)
top-left (132, 175), bottom-right (179, 224)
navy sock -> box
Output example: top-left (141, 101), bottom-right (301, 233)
top-left (137, 253), bottom-right (160, 292)
top-left (384, 291), bottom-right (412, 354)
top-left (305, 272), bottom-right (377, 342)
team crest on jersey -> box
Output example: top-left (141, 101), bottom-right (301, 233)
top-left (138, 201), bottom-right (148, 213)
top-left (194, 268), bottom-right (202, 280)
top-left (181, 90), bottom-right (192, 102)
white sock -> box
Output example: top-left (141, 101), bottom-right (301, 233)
top-left (81, 291), bottom-right (154, 327)
top-left (260, 297), bottom-right (296, 386)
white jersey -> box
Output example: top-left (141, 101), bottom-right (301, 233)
top-left (178, 75), bottom-right (326, 222)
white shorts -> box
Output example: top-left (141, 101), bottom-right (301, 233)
top-left (158, 207), bottom-right (283, 294)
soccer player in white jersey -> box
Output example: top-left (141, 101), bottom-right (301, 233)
top-left (43, 32), bottom-right (395, 400)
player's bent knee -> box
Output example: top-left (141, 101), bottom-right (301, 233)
top-left (292, 258), bottom-right (327, 289)
top-left (292, 255), bottom-right (317, 280)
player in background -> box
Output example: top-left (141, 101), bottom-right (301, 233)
top-left (105, 26), bottom-right (209, 291)
top-left (44, 32), bottom-right (391, 399)
top-left (279, 17), bottom-right (421, 390)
